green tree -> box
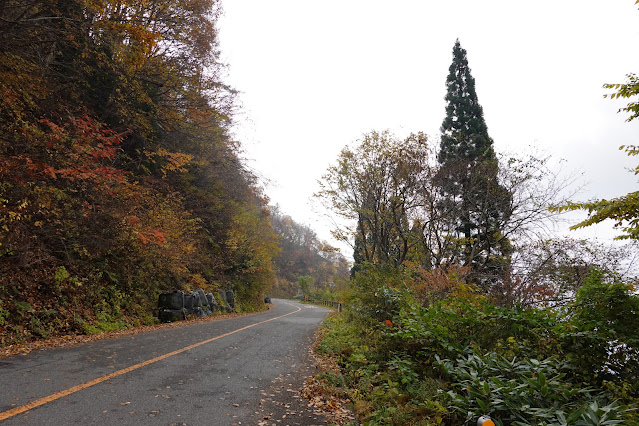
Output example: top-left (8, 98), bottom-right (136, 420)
top-left (297, 275), bottom-right (314, 295)
top-left (566, 270), bottom-right (639, 386)
top-left (439, 40), bottom-right (494, 164)
top-left (437, 40), bottom-right (512, 284)
top-left (605, 73), bottom-right (639, 123)
top-left (551, 72), bottom-right (639, 240)
top-left (350, 231), bottom-right (366, 277)
top-left (316, 130), bottom-right (429, 269)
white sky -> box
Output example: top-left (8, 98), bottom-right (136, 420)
top-left (217, 1), bottom-right (639, 255)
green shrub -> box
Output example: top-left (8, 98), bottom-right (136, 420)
top-left (561, 271), bottom-right (639, 392)
top-left (388, 289), bottom-right (560, 363)
top-left (349, 266), bottom-right (407, 325)
top-left (315, 267), bottom-right (639, 425)
top-left (438, 352), bottom-right (629, 425)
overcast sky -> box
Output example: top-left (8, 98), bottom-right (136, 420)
top-left (217, 1), bottom-right (639, 255)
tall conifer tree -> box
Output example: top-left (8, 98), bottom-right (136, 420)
top-left (439, 39), bottom-right (494, 163)
top-left (437, 40), bottom-right (512, 285)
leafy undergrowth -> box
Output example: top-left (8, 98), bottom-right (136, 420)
top-left (302, 314), bottom-right (358, 425)
top-left (0, 264), bottom-right (271, 349)
top-left (313, 314), bottom-right (450, 425)
top-left (0, 274), bottom-right (154, 348)
top-left (311, 270), bottom-right (639, 425)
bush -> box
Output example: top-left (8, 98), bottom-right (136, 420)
top-left (315, 266), bottom-right (639, 425)
top-left (348, 266), bottom-right (411, 328)
top-left (561, 271), bottom-right (639, 398)
top-left (438, 352), bottom-right (629, 425)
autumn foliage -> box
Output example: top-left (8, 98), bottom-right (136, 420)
top-left (0, 0), bottom-right (278, 345)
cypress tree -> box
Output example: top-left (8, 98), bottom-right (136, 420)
top-left (439, 39), bottom-right (495, 163)
top-left (437, 40), bottom-right (512, 285)
top-left (350, 228), bottom-right (365, 278)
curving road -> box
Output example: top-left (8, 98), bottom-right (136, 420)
top-left (0, 299), bottom-right (330, 425)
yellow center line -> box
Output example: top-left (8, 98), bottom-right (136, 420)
top-left (0, 302), bottom-right (302, 421)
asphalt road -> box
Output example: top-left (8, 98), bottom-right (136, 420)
top-left (0, 299), bottom-right (330, 425)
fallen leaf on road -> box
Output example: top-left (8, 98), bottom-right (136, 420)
top-left (300, 318), bottom-right (357, 425)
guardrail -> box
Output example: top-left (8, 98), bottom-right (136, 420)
top-left (305, 298), bottom-right (343, 312)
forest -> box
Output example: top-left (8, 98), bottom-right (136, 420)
top-left (0, 0), bottom-right (347, 345)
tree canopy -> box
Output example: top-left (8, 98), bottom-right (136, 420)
top-left (438, 39), bottom-right (494, 164)
top-left (437, 40), bottom-right (512, 282)
top-left (316, 131), bottom-right (429, 270)
top-left (551, 72), bottom-right (639, 240)
top-left (0, 0), bottom-right (279, 344)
